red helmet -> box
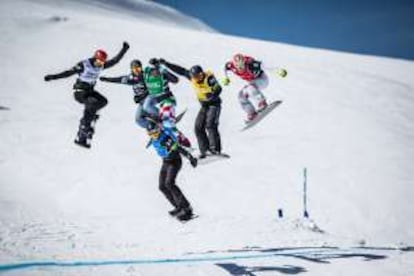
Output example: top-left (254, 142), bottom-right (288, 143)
top-left (94, 49), bottom-right (107, 62)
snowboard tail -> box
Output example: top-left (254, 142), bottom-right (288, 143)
top-left (241, 100), bottom-right (282, 131)
top-left (197, 152), bottom-right (230, 165)
top-left (178, 214), bottom-right (199, 223)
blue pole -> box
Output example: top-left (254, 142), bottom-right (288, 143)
top-left (303, 168), bottom-right (309, 218)
top-left (278, 208), bottom-right (283, 218)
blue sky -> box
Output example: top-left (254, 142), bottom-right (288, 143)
top-left (155, 0), bottom-right (414, 60)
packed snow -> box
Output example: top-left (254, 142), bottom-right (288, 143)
top-left (0, 0), bottom-right (413, 275)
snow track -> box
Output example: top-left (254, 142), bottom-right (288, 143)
top-left (0, 0), bottom-right (413, 275)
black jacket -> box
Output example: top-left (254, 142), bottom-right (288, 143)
top-left (100, 74), bottom-right (148, 104)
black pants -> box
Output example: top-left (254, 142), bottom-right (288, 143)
top-left (159, 155), bottom-right (190, 210)
top-left (195, 104), bottom-right (222, 154)
top-left (74, 90), bottom-right (108, 125)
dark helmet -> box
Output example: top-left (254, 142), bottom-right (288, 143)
top-left (130, 59), bottom-right (142, 68)
top-left (189, 65), bottom-right (203, 78)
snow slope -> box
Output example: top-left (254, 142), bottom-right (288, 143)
top-left (0, 0), bottom-right (413, 275)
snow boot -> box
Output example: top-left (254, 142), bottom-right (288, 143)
top-left (176, 206), bottom-right (193, 221)
top-left (209, 149), bottom-right (221, 155)
top-left (258, 100), bottom-right (268, 112)
top-left (75, 120), bottom-right (93, 148)
top-left (246, 111), bottom-right (257, 123)
top-left (74, 128), bottom-right (91, 148)
top-left (168, 207), bottom-right (182, 217)
top-left (74, 137), bottom-right (91, 148)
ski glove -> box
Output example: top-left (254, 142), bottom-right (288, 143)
top-left (221, 77), bottom-right (230, 86)
top-left (149, 58), bottom-right (160, 66)
top-left (189, 156), bottom-right (198, 168)
top-left (134, 93), bottom-right (148, 104)
top-left (99, 76), bottom-right (109, 82)
top-left (275, 68), bottom-right (287, 78)
top-left (44, 75), bottom-right (54, 81)
top-left (122, 41), bottom-right (130, 51)
top-left (178, 134), bottom-right (191, 148)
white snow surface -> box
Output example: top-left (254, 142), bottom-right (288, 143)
top-left (0, 0), bottom-right (413, 275)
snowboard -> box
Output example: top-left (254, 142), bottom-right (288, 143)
top-left (175, 108), bottom-right (187, 124)
top-left (240, 100), bottom-right (282, 131)
top-left (197, 152), bottom-right (230, 165)
top-left (169, 210), bottom-right (199, 223)
top-left (147, 108), bottom-right (187, 125)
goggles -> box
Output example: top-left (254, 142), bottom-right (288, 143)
top-left (148, 129), bottom-right (160, 139)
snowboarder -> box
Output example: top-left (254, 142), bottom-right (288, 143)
top-left (99, 59), bottom-right (156, 129)
top-left (222, 53), bottom-right (287, 122)
top-left (146, 121), bottom-right (197, 221)
top-left (158, 59), bottom-right (223, 158)
top-left (144, 58), bottom-right (190, 147)
top-left (44, 42), bottom-right (130, 148)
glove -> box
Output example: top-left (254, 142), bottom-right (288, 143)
top-left (122, 41), bottom-right (130, 50)
top-left (221, 77), bottom-right (230, 86)
top-left (178, 134), bottom-right (191, 148)
top-left (134, 95), bottom-right (140, 103)
top-left (205, 92), bottom-right (213, 100)
top-left (134, 93), bottom-right (148, 103)
top-left (189, 156), bottom-right (198, 168)
top-left (149, 58), bottom-right (160, 67)
top-left (44, 75), bottom-right (53, 82)
top-left (276, 68), bottom-right (287, 78)
top-left (99, 76), bottom-right (109, 82)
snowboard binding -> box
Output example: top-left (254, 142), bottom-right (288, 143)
top-left (74, 114), bottom-right (99, 149)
